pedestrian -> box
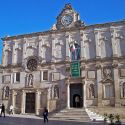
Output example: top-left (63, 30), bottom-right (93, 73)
top-left (43, 107), bottom-right (48, 123)
top-left (0, 103), bottom-right (5, 117)
top-left (0, 104), bottom-right (1, 115)
top-left (9, 105), bottom-right (13, 115)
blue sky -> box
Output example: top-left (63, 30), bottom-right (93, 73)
top-left (0, 0), bottom-right (125, 64)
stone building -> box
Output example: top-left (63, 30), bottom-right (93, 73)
top-left (0, 4), bottom-right (125, 115)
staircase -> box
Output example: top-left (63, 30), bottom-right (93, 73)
top-left (49, 108), bottom-right (90, 122)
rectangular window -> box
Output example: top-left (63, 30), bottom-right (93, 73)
top-left (105, 85), bottom-right (110, 98)
top-left (43, 71), bottom-right (48, 81)
top-left (104, 85), bottom-right (113, 98)
top-left (16, 72), bottom-right (20, 82)
top-left (2, 75), bottom-right (11, 83)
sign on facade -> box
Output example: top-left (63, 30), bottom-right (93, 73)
top-left (71, 61), bottom-right (80, 77)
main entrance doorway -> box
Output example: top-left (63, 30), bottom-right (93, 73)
top-left (70, 83), bottom-right (83, 108)
top-left (25, 93), bottom-right (35, 113)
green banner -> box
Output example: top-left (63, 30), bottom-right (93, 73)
top-left (71, 61), bottom-right (80, 77)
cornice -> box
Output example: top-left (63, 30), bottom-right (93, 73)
top-left (1, 20), bottom-right (125, 41)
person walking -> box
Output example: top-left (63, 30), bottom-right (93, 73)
top-left (9, 105), bottom-right (13, 115)
top-left (0, 104), bottom-right (5, 117)
top-left (43, 107), bottom-right (48, 123)
top-left (0, 104), bottom-right (2, 115)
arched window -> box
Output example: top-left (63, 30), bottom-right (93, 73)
top-left (70, 42), bottom-right (80, 61)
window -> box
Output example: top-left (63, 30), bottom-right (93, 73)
top-left (122, 83), bottom-right (125, 98)
top-left (2, 75), bottom-right (11, 83)
top-left (43, 71), bottom-right (48, 81)
top-left (104, 84), bottom-right (114, 99)
top-left (16, 72), bottom-right (20, 82)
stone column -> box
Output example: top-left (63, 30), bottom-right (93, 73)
top-left (67, 83), bottom-right (70, 109)
top-left (12, 90), bottom-right (16, 114)
top-left (96, 65), bottom-right (103, 107)
top-left (82, 80), bottom-right (86, 107)
top-left (35, 90), bottom-right (41, 115)
top-left (113, 65), bottom-right (120, 107)
top-left (21, 90), bottom-right (26, 114)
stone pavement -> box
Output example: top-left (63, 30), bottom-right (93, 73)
top-left (0, 114), bottom-right (125, 125)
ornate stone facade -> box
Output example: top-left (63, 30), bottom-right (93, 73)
top-left (0, 4), bottom-right (125, 115)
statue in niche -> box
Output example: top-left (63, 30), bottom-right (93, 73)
top-left (88, 84), bottom-right (95, 98)
top-left (70, 41), bottom-right (80, 61)
top-left (103, 67), bottom-right (112, 79)
top-left (2, 86), bottom-right (9, 99)
top-left (27, 74), bottom-right (33, 86)
top-left (54, 85), bottom-right (59, 99)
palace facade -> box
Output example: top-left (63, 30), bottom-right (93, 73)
top-left (0, 4), bottom-right (125, 115)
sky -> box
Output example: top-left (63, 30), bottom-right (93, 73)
top-left (0, 0), bottom-right (125, 64)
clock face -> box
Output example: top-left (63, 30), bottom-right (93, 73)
top-left (27, 59), bottom-right (37, 71)
top-left (61, 15), bottom-right (73, 26)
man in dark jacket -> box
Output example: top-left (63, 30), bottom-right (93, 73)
top-left (43, 107), bottom-right (48, 123)
top-left (0, 104), bottom-right (5, 117)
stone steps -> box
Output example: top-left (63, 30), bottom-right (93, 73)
top-left (50, 108), bottom-right (90, 122)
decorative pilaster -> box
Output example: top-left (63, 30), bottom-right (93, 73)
top-left (12, 42), bottom-right (16, 64)
top-left (12, 90), bottom-right (16, 114)
top-left (35, 90), bottom-right (41, 115)
top-left (23, 38), bottom-right (27, 60)
top-left (80, 32), bottom-right (85, 60)
top-left (66, 79), bottom-right (70, 109)
top-left (65, 34), bottom-right (70, 61)
top-left (113, 64), bottom-right (120, 107)
top-left (51, 36), bottom-right (56, 62)
top-left (82, 80), bottom-right (86, 107)
top-left (94, 31), bottom-right (101, 58)
top-left (2, 42), bottom-right (6, 66)
top-left (21, 90), bottom-right (26, 114)
top-left (96, 65), bottom-right (103, 107)
top-left (38, 36), bottom-right (42, 57)
top-left (111, 30), bottom-right (122, 57)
